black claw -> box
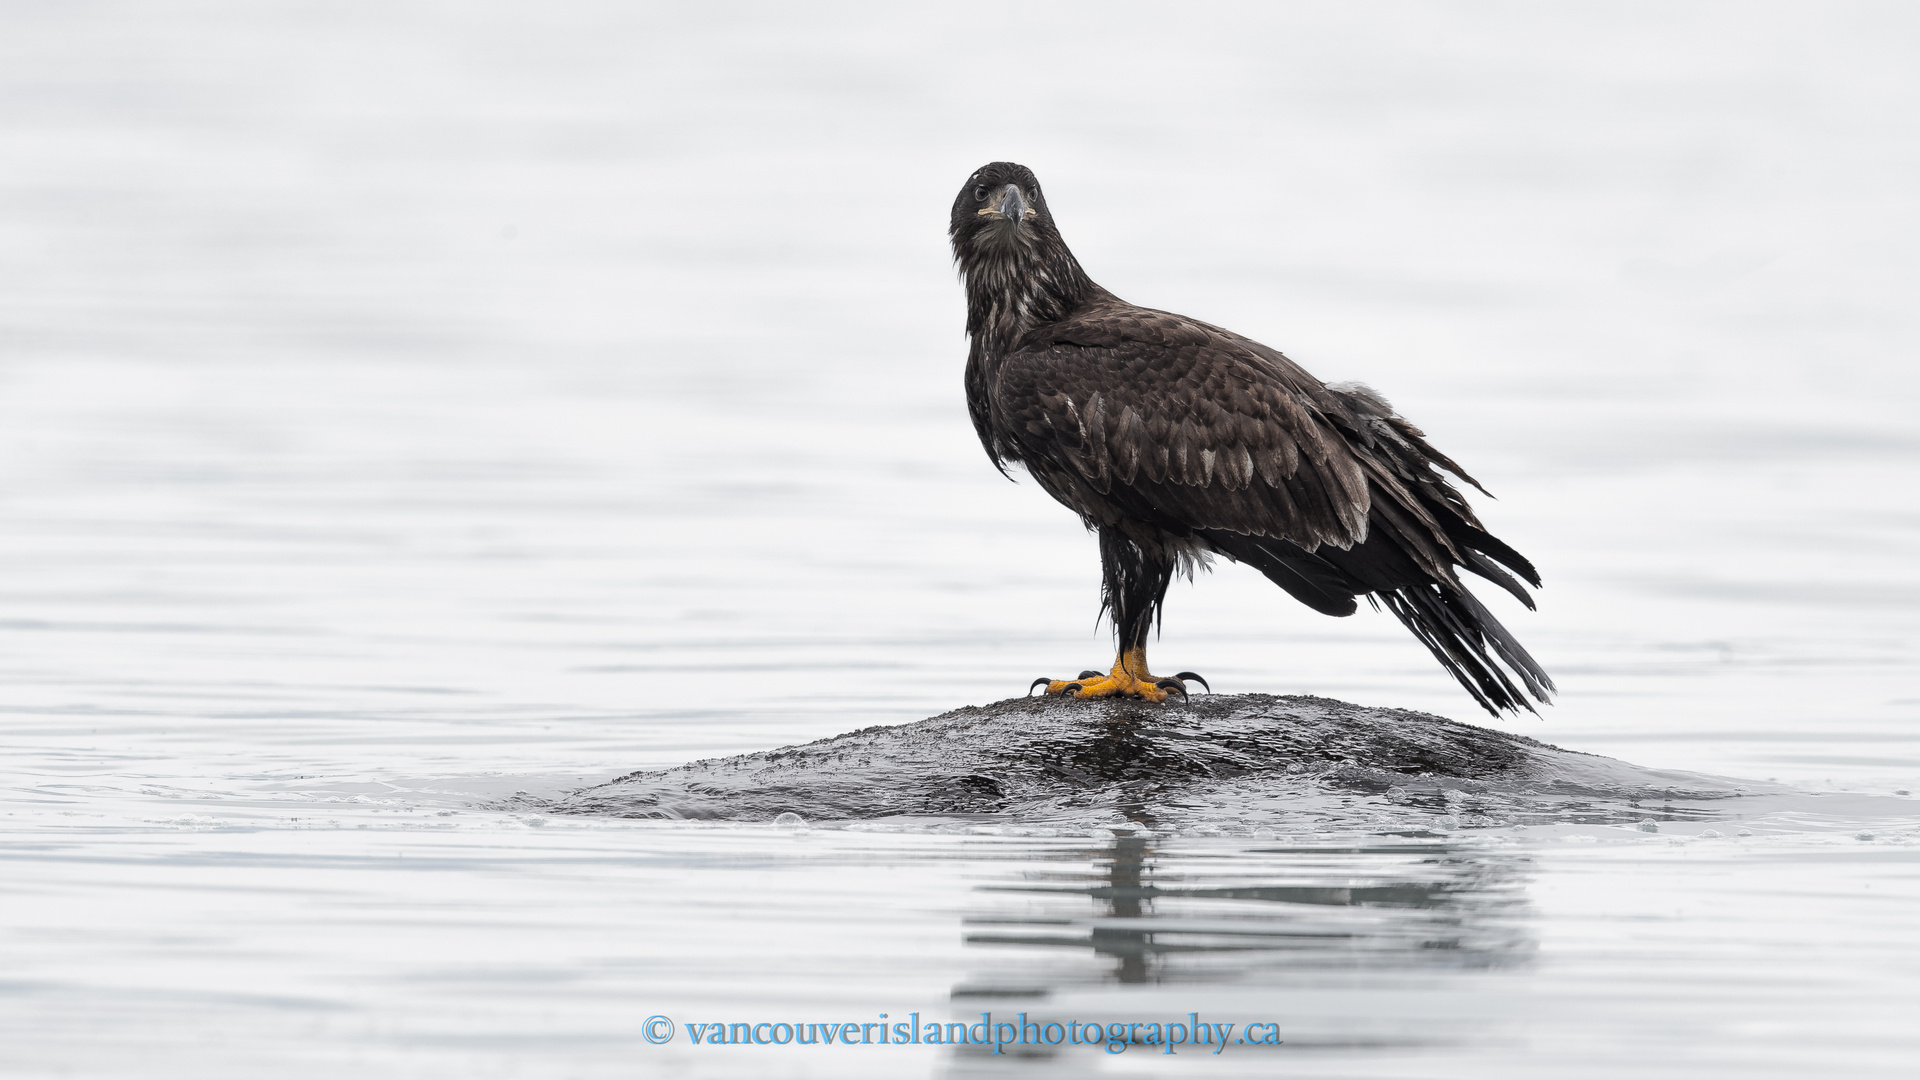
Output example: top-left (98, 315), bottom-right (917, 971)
top-left (1173, 671), bottom-right (1211, 694)
top-left (1154, 677), bottom-right (1190, 703)
top-left (1028, 677), bottom-right (1052, 696)
top-left (1077, 670), bottom-right (1104, 680)
top-left (1062, 682), bottom-right (1084, 694)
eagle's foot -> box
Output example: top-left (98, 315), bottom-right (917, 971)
top-left (1026, 648), bottom-right (1208, 704)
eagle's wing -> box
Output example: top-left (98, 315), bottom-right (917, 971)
top-left (996, 305), bottom-right (1455, 546)
top-left (992, 302), bottom-right (1553, 714)
top-left (994, 304), bottom-right (1539, 603)
top-left (996, 306), bottom-right (1369, 546)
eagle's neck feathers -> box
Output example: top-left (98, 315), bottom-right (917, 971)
top-left (960, 238), bottom-right (1099, 360)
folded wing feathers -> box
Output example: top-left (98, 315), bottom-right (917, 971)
top-left (1008, 315), bottom-right (1531, 598)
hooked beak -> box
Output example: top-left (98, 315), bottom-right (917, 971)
top-left (978, 183), bottom-right (1032, 225)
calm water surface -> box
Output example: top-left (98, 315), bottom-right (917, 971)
top-left (3, 4), bottom-right (1918, 1077)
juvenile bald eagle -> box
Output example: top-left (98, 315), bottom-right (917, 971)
top-left (951, 162), bottom-right (1554, 715)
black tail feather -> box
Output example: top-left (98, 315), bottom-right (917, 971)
top-left (1200, 514), bottom-right (1552, 717)
top-left (1460, 549), bottom-right (1536, 610)
top-left (1373, 584), bottom-right (1555, 716)
top-left (1442, 517), bottom-right (1540, 588)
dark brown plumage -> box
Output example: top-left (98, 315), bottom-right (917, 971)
top-left (951, 161), bottom-right (1553, 715)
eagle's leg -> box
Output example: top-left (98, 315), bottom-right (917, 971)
top-left (1036, 528), bottom-right (1198, 703)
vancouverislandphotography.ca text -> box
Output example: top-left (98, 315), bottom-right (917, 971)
top-left (643, 1012), bottom-right (1282, 1055)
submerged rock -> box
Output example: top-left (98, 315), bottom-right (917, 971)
top-left (550, 694), bottom-right (1762, 831)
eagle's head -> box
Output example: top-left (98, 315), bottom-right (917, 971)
top-left (949, 161), bottom-right (1054, 260)
top-left (950, 162), bottom-right (1097, 348)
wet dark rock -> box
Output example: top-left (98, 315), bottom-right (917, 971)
top-left (550, 694), bottom-right (1762, 830)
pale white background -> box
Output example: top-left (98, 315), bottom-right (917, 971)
top-left (2, 3), bottom-right (1917, 1077)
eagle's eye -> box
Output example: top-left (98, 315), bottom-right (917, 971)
top-left (973, 186), bottom-right (987, 201)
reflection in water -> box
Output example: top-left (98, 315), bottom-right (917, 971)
top-left (1091, 836), bottom-right (1152, 986)
top-left (967, 834), bottom-right (1532, 985)
top-left (946, 832), bottom-right (1532, 1067)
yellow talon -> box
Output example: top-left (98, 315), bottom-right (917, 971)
top-left (1040, 646), bottom-right (1184, 703)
